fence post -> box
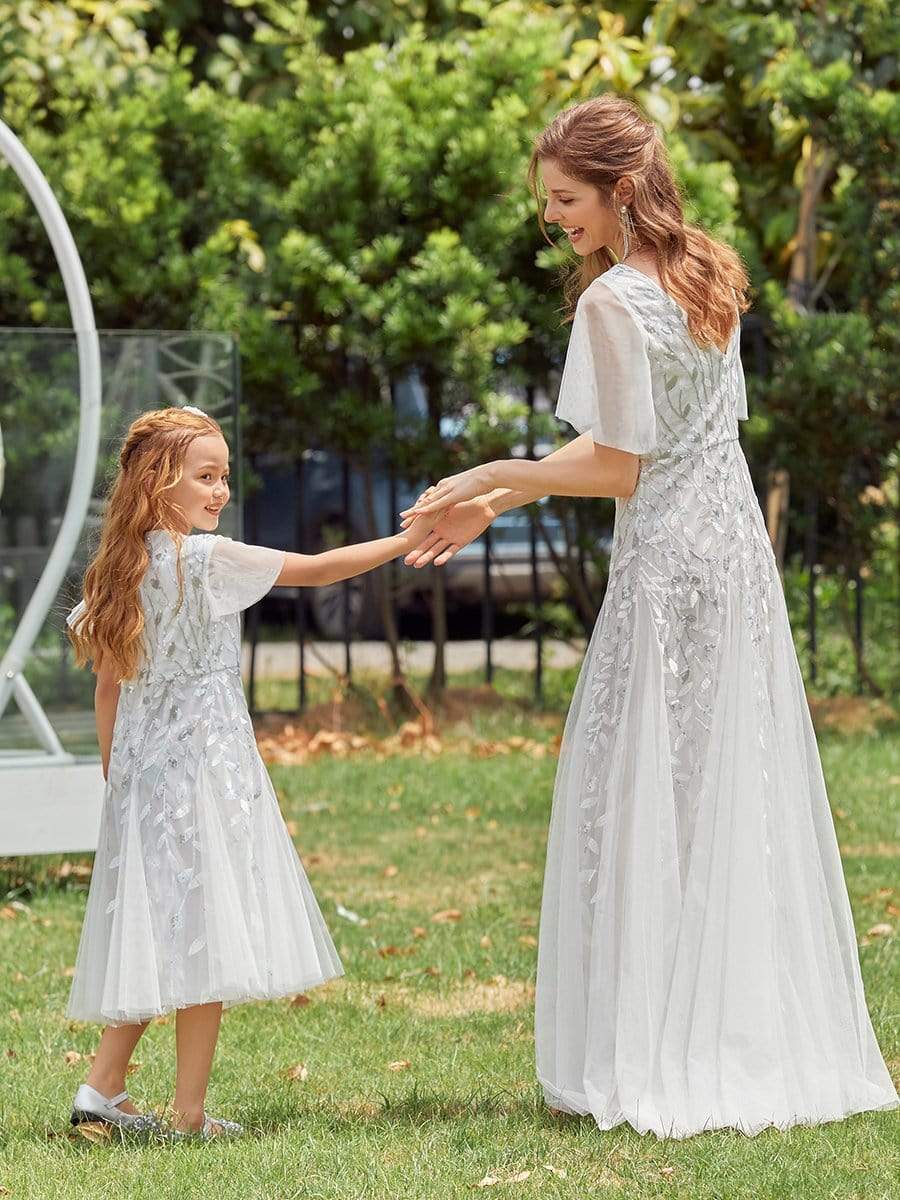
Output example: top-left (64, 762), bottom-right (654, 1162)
top-left (295, 454), bottom-right (307, 712)
top-left (805, 492), bottom-right (818, 684)
top-left (527, 384), bottom-right (543, 705)
top-left (483, 524), bottom-right (494, 685)
top-left (341, 455), bottom-right (352, 679)
top-left (246, 451), bottom-right (260, 715)
top-left (852, 563), bottom-right (864, 695)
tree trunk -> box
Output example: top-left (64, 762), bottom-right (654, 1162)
top-left (787, 134), bottom-right (832, 312)
top-left (773, 134), bottom-right (832, 567)
top-left (427, 563), bottom-right (448, 699)
top-left (423, 366), bottom-right (447, 699)
top-left (765, 467), bottom-right (791, 574)
top-left (360, 463), bottom-right (412, 711)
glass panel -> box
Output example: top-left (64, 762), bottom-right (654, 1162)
top-left (0, 329), bottom-right (241, 757)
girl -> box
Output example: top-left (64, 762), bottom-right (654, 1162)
top-left (402, 95), bottom-right (899, 1136)
top-left (66, 404), bottom-right (435, 1138)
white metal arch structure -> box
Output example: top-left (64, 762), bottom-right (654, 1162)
top-left (0, 120), bottom-right (102, 774)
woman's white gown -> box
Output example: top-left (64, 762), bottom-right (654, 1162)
top-left (536, 262), bottom-right (898, 1137)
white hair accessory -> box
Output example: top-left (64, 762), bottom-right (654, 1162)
top-left (182, 404), bottom-right (208, 417)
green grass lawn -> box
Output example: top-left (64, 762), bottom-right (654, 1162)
top-left (0, 698), bottom-right (897, 1199)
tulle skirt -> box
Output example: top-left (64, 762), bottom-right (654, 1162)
top-left (67, 685), bottom-right (342, 1025)
top-left (535, 462), bottom-right (898, 1138)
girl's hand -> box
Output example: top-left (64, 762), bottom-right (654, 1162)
top-left (400, 464), bottom-right (496, 519)
top-left (404, 496), bottom-right (496, 568)
top-left (399, 511), bottom-right (442, 550)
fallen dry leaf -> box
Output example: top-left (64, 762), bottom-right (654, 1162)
top-left (476, 1176), bottom-right (501, 1189)
top-left (423, 965), bottom-right (441, 977)
top-left (518, 935), bottom-right (538, 948)
top-left (387, 1060), bottom-right (411, 1072)
top-left (0, 907), bottom-right (17, 921)
top-left (383, 865), bottom-right (399, 878)
top-left (480, 935), bottom-right (492, 949)
top-left (543, 1164), bottom-right (567, 1178)
top-left (431, 909), bottom-right (462, 924)
top-left (64, 1050), bottom-right (89, 1066)
top-left (660, 1165), bottom-right (676, 1178)
top-left (866, 923), bottom-right (893, 938)
top-left (291, 994), bottom-right (311, 1008)
top-left (377, 944), bottom-right (416, 958)
top-left (412, 927), bottom-right (427, 939)
top-left (283, 1063), bottom-right (309, 1082)
top-left (73, 1122), bottom-right (112, 1143)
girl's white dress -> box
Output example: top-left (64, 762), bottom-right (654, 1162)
top-left (66, 531), bottom-right (342, 1025)
top-left (538, 262), bottom-right (898, 1137)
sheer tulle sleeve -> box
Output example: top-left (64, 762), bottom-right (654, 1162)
top-left (204, 536), bottom-right (286, 620)
top-left (555, 281), bottom-right (657, 455)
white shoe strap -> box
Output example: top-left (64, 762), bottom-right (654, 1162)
top-left (108, 1091), bottom-right (129, 1107)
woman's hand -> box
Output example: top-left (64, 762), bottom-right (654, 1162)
top-left (400, 464), bottom-right (496, 520)
top-left (398, 511), bottom-right (443, 552)
top-left (403, 495), bottom-right (497, 567)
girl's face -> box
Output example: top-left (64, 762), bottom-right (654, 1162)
top-left (540, 158), bottom-right (623, 258)
top-left (166, 433), bottom-right (231, 533)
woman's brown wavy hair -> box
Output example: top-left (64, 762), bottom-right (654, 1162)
top-left (67, 406), bottom-right (224, 682)
top-left (528, 94), bottom-right (750, 350)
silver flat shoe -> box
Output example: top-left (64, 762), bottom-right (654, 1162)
top-left (164, 1111), bottom-right (244, 1141)
top-left (71, 1083), bottom-right (159, 1133)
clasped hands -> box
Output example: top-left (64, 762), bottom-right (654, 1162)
top-left (399, 463), bottom-right (500, 569)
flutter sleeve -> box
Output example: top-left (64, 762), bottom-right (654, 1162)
top-left (555, 280), bottom-right (657, 455)
top-left (204, 536), bottom-right (286, 620)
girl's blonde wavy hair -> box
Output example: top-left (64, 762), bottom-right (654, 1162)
top-left (67, 406), bottom-right (224, 682)
top-left (528, 94), bottom-right (750, 349)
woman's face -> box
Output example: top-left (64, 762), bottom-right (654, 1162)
top-left (540, 158), bottom-right (623, 258)
top-left (166, 433), bottom-right (231, 533)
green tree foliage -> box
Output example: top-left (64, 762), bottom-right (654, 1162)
top-left (1, 0), bottom-right (896, 695)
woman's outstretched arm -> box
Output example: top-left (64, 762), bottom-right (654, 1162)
top-left (402, 433), bottom-right (638, 566)
top-left (401, 434), bottom-right (639, 521)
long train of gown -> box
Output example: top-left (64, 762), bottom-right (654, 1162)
top-left (535, 262), bottom-right (898, 1137)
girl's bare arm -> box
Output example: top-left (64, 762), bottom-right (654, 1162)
top-left (274, 516), bottom-right (434, 588)
top-left (94, 655), bottom-right (120, 781)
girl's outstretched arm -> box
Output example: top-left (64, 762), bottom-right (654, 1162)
top-left (94, 653), bottom-right (120, 781)
top-left (274, 513), bottom-right (437, 588)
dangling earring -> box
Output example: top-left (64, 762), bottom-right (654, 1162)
top-left (619, 204), bottom-right (635, 260)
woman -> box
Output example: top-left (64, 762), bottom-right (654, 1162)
top-left (401, 95), bottom-right (898, 1138)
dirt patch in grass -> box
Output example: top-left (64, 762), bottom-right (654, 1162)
top-left (254, 684), bottom-right (561, 741)
top-left (398, 977), bottom-right (535, 1018)
top-left (809, 696), bottom-right (898, 736)
top-left (839, 842), bottom-right (900, 858)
